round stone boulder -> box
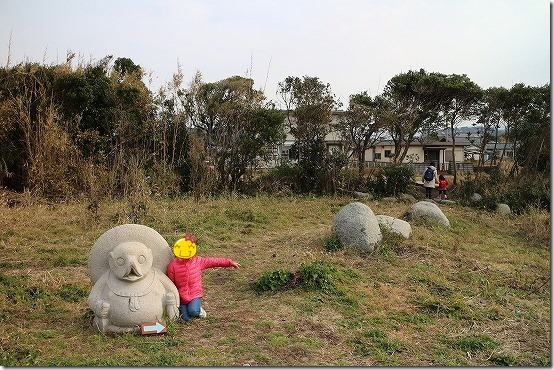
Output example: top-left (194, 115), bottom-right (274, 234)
top-left (470, 193), bottom-right (483, 202)
top-left (353, 191), bottom-right (373, 200)
top-left (404, 200), bottom-right (451, 227)
top-left (496, 203), bottom-right (511, 215)
top-left (332, 202), bottom-right (382, 253)
top-left (376, 215), bottom-right (412, 239)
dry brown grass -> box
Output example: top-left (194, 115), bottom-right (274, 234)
top-left (0, 194), bottom-right (549, 366)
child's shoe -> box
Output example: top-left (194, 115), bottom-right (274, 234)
top-left (199, 307), bottom-right (207, 318)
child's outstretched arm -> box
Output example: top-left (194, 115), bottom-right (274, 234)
top-left (200, 256), bottom-right (241, 270)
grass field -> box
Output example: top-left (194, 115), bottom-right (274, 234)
top-left (0, 193), bottom-right (550, 366)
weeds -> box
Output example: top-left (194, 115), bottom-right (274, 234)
top-left (57, 284), bottom-right (89, 302)
top-left (489, 353), bottom-right (520, 366)
top-left (254, 261), bottom-right (340, 294)
top-left (517, 206), bottom-right (550, 247)
top-left (375, 228), bottom-right (407, 257)
top-left (323, 237), bottom-right (343, 252)
top-left (447, 333), bottom-right (499, 352)
top-left (351, 328), bottom-right (404, 364)
top-left (298, 261), bottom-right (337, 293)
top-left (253, 270), bottom-right (293, 293)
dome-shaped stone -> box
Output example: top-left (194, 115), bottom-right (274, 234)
top-left (332, 202), bottom-right (382, 253)
top-left (405, 200), bottom-right (450, 227)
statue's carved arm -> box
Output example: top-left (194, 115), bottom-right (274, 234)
top-left (156, 269), bottom-right (180, 320)
top-left (88, 273), bottom-right (110, 316)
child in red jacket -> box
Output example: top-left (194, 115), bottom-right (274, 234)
top-left (167, 234), bottom-right (240, 321)
top-left (438, 174), bottom-right (448, 200)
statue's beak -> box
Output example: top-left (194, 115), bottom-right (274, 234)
top-left (124, 260), bottom-right (143, 281)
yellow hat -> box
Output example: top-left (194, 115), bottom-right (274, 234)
top-left (172, 233), bottom-right (197, 259)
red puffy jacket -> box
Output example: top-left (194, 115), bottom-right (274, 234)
top-left (167, 256), bottom-right (234, 304)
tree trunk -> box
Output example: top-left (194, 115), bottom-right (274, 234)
top-left (450, 121), bottom-right (457, 185)
top-left (357, 150), bottom-right (365, 184)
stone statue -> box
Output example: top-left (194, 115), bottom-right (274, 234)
top-left (87, 224), bottom-right (180, 333)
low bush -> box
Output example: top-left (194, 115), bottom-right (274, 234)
top-left (365, 165), bottom-right (415, 197)
top-left (457, 170), bottom-right (550, 214)
top-left (298, 261), bottom-right (337, 293)
top-left (256, 163), bottom-right (299, 195)
top-left (254, 261), bottom-right (342, 295)
top-left (253, 269), bottom-right (293, 293)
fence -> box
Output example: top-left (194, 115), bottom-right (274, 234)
top-left (348, 161), bottom-right (474, 173)
top-left (260, 158), bottom-right (474, 173)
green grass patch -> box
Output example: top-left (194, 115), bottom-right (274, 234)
top-left (323, 236), bottom-right (343, 252)
top-left (447, 333), bottom-right (499, 352)
top-left (350, 328), bottom-right (404, 365)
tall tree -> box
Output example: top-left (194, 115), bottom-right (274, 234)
top-left (278, 76), bottom-right (340, 193)
top-left (504, 83), bottom-right (550, 174)
top-left (475, 86), bottom-right (508, 168)
top-left (434, 73), bottom-right (482, 184)
top-left (183, 74), bottom-right (285, 191)
top-left (340, 91), bottom-right (385, 183)
top-left (380, 69), bottom-right (441, 164)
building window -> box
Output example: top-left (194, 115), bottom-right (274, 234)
top-left (327, 144), bottom-right (341, 154)
top-left (374, 153), bottom-right (382, 160)
top-left (384, 150), bottom-right (393, 158)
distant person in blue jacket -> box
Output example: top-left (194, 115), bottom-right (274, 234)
top-left (422, 161), bottom-right (438, 199)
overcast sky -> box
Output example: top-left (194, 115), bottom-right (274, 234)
top-left (0, 0), bottom-right (550, 107)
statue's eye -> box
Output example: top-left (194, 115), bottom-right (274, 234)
top-left (138, 255), bottom-right (146, 264)
top-left (116, 257), bottom-right (125, 266)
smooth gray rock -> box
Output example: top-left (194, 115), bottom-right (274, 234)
top-left (405, 200), bottom-right (451, 227)
top-left (470, 193), bottom-right (483, 202)
top-left (332, 202), bottom-right (382, 253)
top-left (87, 224), bottom-right (179, 333)
top-left (496, 203), bottom-right (511, 215)
top-left (376, 215), bottom-right (412, 239)
top-left (353, 191), bottom-right (373, 199)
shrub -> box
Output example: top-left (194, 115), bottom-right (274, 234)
top-left (502, 176), bottom-right (550, 214)
top-left (253, 269), bottom-right (293, 293)
top-left (256, 162), bottom-right (299, 195)
top-left (365, 172), bottom-right (388, 197)
top-left (335, 167), bottom-right (360, 192)
top-left (365, 165), bottom-right (415, 197)
top-left (457, 175), bottom-right (486, 202)
top-left (254, 261), bottom-right (339, 294)
top-left (458, 171), bottom-right (550, 214)
top-left (298, 261), bottom-right (337, 293)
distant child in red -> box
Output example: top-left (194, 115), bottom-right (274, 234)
top-left (438, 174), bottom-right (448, 199)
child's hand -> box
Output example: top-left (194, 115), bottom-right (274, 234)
top-left (230, 261), bottom-right (241, 268)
